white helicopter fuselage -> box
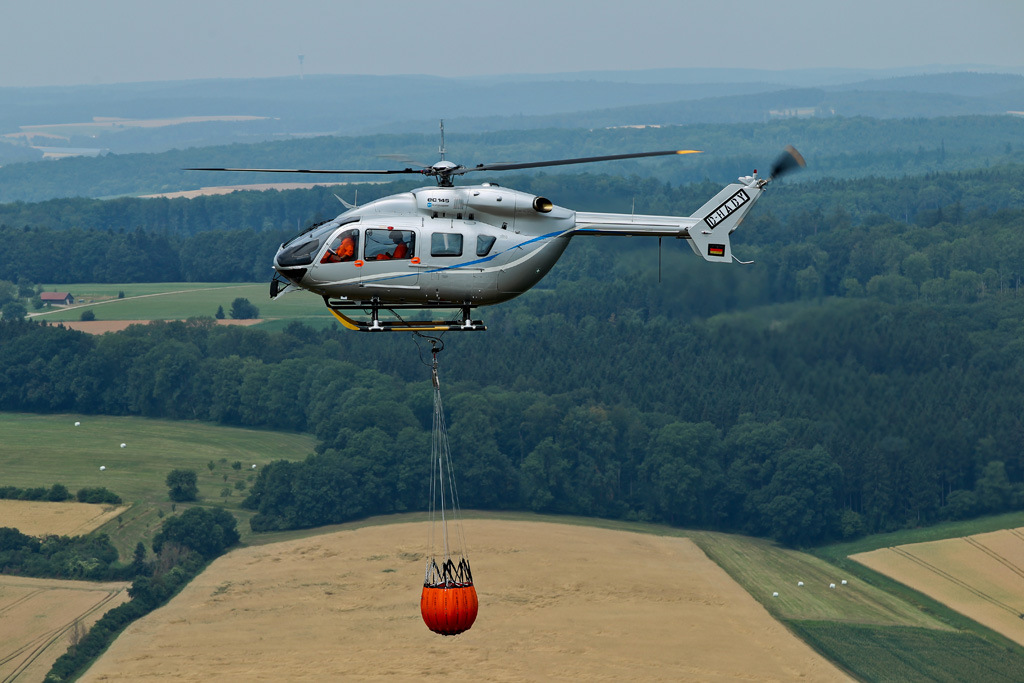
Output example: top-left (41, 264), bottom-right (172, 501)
top-left (272, 178), bottom-right (766, 308)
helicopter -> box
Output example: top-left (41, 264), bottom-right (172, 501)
top-left (189, 124), bottom-right (804, 332)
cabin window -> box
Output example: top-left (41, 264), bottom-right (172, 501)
top-left (476, 235), bottom-right (497, 257)
top-left (320, 228), bottom-right (360, 264)
top-left (365, 229), bottom-right (415, 261)
top-left (431, 233), bottom-right (463, 257)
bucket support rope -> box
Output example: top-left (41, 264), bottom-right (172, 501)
top-left (420, 341), bottom-right (478, 635)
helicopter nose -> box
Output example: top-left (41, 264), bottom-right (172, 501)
top-left (276, 265), bottom-right (307, 284)
top-left (276, 236), bottom-right (321, 267)
top-left (272, 243), bottom-right (312, 285)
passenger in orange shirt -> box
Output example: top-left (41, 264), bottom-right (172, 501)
top-left (375, 231), bottom-right (410, 260)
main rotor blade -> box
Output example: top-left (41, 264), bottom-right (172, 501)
top-left (377, 154), bottom-right (430, 168)
top-left (184, 167), bottom-right (423, 175)
top-left (467, 149), bottom-right (702, 173)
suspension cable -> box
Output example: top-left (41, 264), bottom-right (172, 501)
top-left (421, 338), bottom-right (470, 585)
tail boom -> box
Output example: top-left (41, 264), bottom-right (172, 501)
top-left (571, 180), bottom-right (764, 263)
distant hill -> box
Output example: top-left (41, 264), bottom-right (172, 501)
top-left (1, 114), bottom-right (1023, 203)
top-left (1, 67), bottom-right (1022, 164)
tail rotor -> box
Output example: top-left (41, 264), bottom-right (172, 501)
top-left (769, 145), bottom-right (806, 181)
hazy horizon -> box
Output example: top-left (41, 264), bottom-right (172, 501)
top-left (1, 0), bottom-right (1022, 88)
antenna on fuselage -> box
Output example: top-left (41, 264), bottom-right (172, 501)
top-left (335, 189), bottom-right (358, 210)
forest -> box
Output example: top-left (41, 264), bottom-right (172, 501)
top-left (2, 114), bottom-right (1023, 548)
top-left (1, 279), bottom-right (1022, 547)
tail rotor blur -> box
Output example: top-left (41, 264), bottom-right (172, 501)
top-left (769, 145), bottom-right (806, 181)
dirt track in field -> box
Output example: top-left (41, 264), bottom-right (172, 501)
top-left (853, 528), bottom-right (1024, 646)
top-left (82, 520), bottom-right (848, 682)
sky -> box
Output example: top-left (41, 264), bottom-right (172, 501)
top-left (0, 0), bottom-right (1022, 87)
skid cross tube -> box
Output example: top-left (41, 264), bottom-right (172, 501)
top-left (323, 296), bottom-right (486, 332)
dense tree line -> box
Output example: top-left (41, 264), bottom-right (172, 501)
top-left (2, 162), bottom-right (1024, 237)
top-left (0, 484), bottom-right (122, 504)
top-left (3, 165), bottom-right (1024, 300)
top-left (0, 527), bottom-right (127, 580)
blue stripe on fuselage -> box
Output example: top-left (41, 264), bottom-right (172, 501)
top-left (361, 229), bottom-right (570, 285)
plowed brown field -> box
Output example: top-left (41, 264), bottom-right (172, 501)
top-left (853, 528), bottom-right (1024, 646)
top-left (82, 520), bottom-right (848, 681)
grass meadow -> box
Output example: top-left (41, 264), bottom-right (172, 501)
top-left (0, 413), bottom-right (316, 554)
top-left (30, 282), bottom-right (331, 323)
top-left (692, 531), bottom-right (943, 628)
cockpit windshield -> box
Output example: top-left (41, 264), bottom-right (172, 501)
top-left (277, 217), bottom-right (360, 267)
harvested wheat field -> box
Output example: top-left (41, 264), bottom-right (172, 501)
top-left (0, 575), bottom-right (129, 682)
top-left (0, 500), bottom-right (128, 537)
top-left (853, 528), bottom-right (1024, 645)
top-left (83, 520), bottom-right (847, 681)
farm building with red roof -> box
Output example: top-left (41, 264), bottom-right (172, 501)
top-left (40, 292), bottom-right (74, 305)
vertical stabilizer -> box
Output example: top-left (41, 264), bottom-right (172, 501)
top-left (686, 182), bottom-right (764, 263)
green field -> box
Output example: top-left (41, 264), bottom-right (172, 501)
top-left (789, 621), bottom-right (1024, 682)
top-left (29, 282), bottom-right (331, 322)
top-left (692, 531), bottom-right (944, 628)
top-left (0, 412), bottom-right (316, 552)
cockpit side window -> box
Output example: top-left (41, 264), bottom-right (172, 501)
top-left (431, 233), bottom-right (463, 257)
top-left (365, 229), bottom-right (415, 261)
top-left (320, 228), bottom-right (360, 264)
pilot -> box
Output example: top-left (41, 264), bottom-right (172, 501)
top-left (321, 234), bottom-right (355, 263)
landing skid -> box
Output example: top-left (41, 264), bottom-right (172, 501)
top-left (323, 297), bottom-right (486, 332)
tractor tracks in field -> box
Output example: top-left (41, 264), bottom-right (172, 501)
top-left (890, 536), bottom-right (1024, 619)
top-left (962, 535), bottom-right (1024, 583)
top-left (0, 590), bottom-right (44, 619)
top-left (0, 587), bottom-right (125, 683)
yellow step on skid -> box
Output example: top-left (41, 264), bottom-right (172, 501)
top-left (327, 307), bottom-right (486, 333)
